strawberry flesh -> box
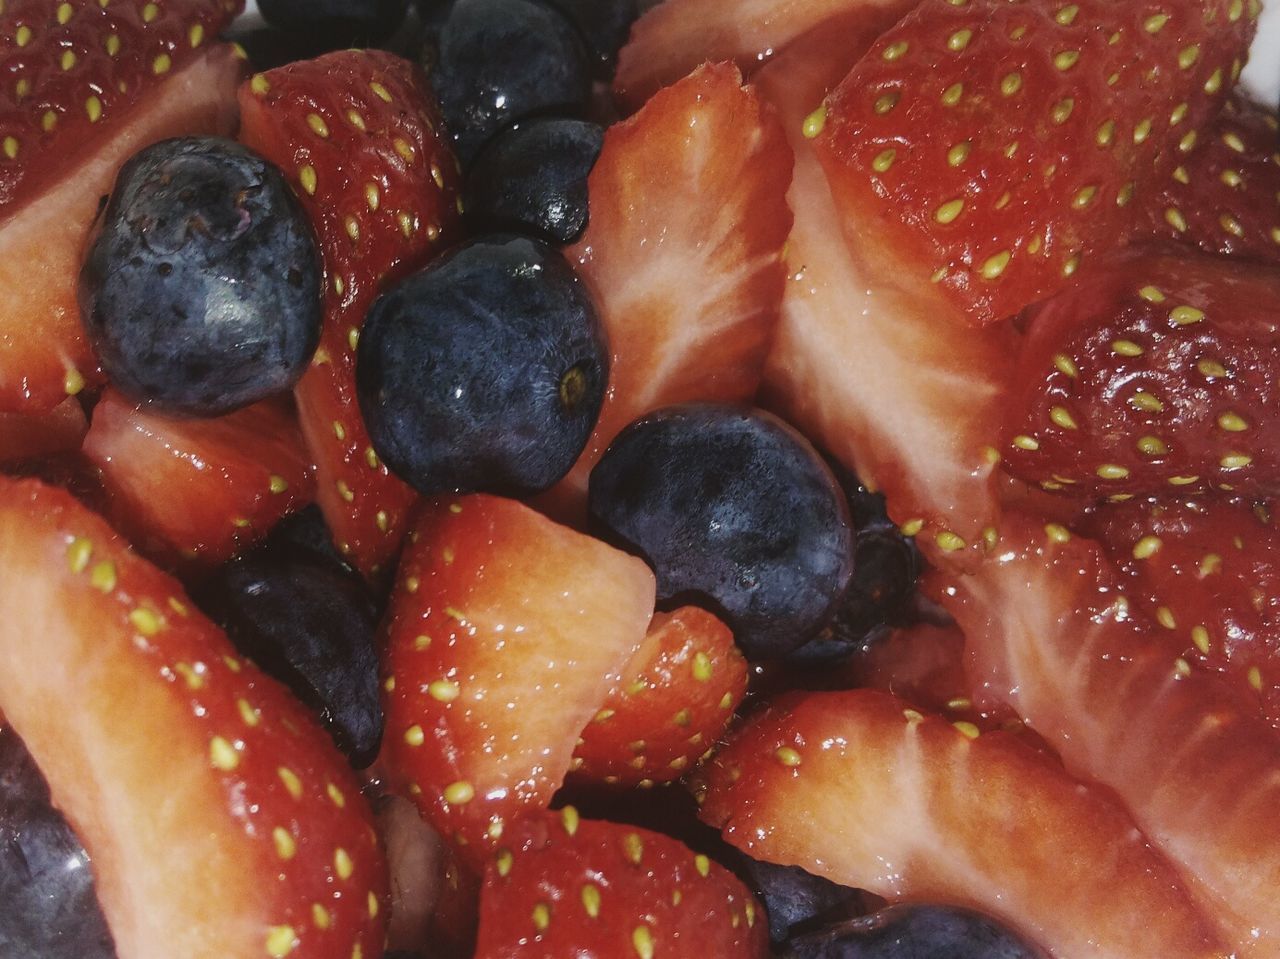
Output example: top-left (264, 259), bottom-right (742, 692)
top-left (0, 396), bottom-right (86, 463)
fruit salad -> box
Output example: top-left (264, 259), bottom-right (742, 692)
top-left (1, 0), bottom-right (1279, 957)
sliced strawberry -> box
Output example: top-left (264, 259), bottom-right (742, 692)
top-left (941, 515), bottom-right (1280, 954)
top-left (238, 50), bottom-right (462, 580)
top-left (474, 809), bottom-right (767, 959)
top-left (697, 689), bottom-right (1227, 958)
top-left (613, 0), bottom-right (918, 113)
top-left (0, 396), bottom-right (86, 463)
top-left (571, 606), bottom-right (747, 788)
top-left (534, 62), bottom-right (792, 525)
top-left (1002, 247), bottom-right (1280, 500)
top-left (756, 21), bottom-right (1012, 569)
top-left (815, 0), bottom-right (1258, 327)
top-left (0, 476), bottom-right (385, 959)
top-left (378, 494), bottom-right (656, 866)
top-left (1145, 93), bottom-right (1280, 264)
top-left (1080, 494), bottom-right (1280, 726)
top-left (0, 0), bottom-right (244, 413)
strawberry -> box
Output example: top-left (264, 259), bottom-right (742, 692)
top-left (534, 62), bottom-right (792, 525)
top-left (238, 50), bottom-right (462, 580)
top-left (696, 689), bottom-right (1228, 959)
top-left (81, 388), bottom-right (315, 568)
top-left (0, 0), bottom-right (244, 414)
top-left (474, 808), bottom-right (767, 959)
top-left (1002, 247), bottom-right (1280, 500)
top-left (941, 515), bottom-right (1280, 954)
top-left (1145, 93), bottom-right (1280, 264)
top-left (756, 20), bottom-right (1013, 569)
top-left (571, 606), bottom-right (748, 788)
top-left (378, 494), bottom-right (656, 866)
top-left (0, 476), bottom-right (385, 959)
top-left (0, 396), bottom-right (86, 463)
top-left (814, 0), bottom-right (1258, 327)
top-left (1080, 494), bottom-right (1280, 725)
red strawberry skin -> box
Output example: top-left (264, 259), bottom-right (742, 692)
top-left (697, 689), bottom-right (1228, 959)
top-left (81, 389), bottom-right (315, 568)
top-left (815, 0), bottom-right (1258, 326)
top-left (572, 606), bottom-right (747, 787)
top-left (0, 476), bottom-right (385, 959)
top-left (1002, 247), bottom-right (1280, 500)
top-left (0, 396), bottom-right (86, 463)
top-left (238, 50), bottom-right (462, 579)
top-left (474, 810), bottom-right (768, 959)
top-left (379, 494), bottom-right (655, 865)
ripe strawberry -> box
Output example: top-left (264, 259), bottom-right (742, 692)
top-left (0, 396), bottom-right (86, 463)
top-left (815, 0), bottom-right (1258, 327)
top-left (0, 0), bottom-right (244, 414)
top-left (0, 476), bottom-right (385, 959)
top-left (756, 20), bottom-right (1013, 569)
top-left (941, 515), bottom-right (1280, 954)
top-left (534, 62), bottom-right (792, 525)
top-left (697, 689), bottom-right (1228, 959)
top-left (474, 808), bottom-right (767, 959)
top-left (1145, 93), bottom-right (1280, 264)
top-left (571, 606), bottom-right (747, 788)
top-left (238, 50), bottom-right (462, 580)
top-left (1080, 494), bottom-right (1280, 726)
top-left (81, 388), bottom-right (315, 568)
top-left (378, 494), bottom-right (656, 866)
top-left (1002, 247), bottom-right (1280, 500)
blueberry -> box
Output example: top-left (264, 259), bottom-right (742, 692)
top-left (258, 0), bottom-right (410, 43)
top-left (783, 905), bottom-right (1045, 959)
top-left (589, 404), bottom-right (856, 660)
top-left (742, 859), bottom-right (870, 944)
top-left (427, 0), bottom-right (592, 163)
top-left (79, 137), bottom-right (322, 416)
top-left (537, 0), bottom-right (638, 70)
top-left (464, 118), bottom-right (603, 244)
top-left (356, 234), bottom-right (607, 497)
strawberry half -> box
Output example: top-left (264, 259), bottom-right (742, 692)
top-left (571, 606), bottom-right (748, 788)
top-left (378, 494), bottom-right (656, 866)
top-left (0, 396), bottom-right (86, 463)
top-left (81, 388), bottom-right (315, 569)
top-left (1002, 247), bottom-right (1280, 500)
top-left (535, 62), bottom-right (792, 526)
top-left (0, 477), bottom-right (385, 959)
top-left (1145, 93), bottom-right (1280, 265)
top-left (0, 0), bottom-right (244, 413)
top-left (238, 50), bottom-right (462, 580)
top-left (697, 689), bottom-right (1227, 959)
top-left (474, 809), bottom-right (768, 959)
top-left (815, 0), bottom-right (1258, 326)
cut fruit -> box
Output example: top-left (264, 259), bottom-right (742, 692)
top-left (0, 397), bottom-right (86, 464)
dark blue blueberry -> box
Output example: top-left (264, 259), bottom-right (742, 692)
top-left (194, 540), bottom-right (383, 768)
top-left (79, 136), bottom-right (322, 416)
top-left (464, 118), bottom-right (603, 244)
top-left (783, 905), bottom-right (1045, 959)
top-left (427, 0), bottom-right (591, 163)
top-left (537, 0), bottom-right (638, 71)
top-left (588, 404), bottom-right (856, 660)
top-left (1, 727), bottom-right (115, 959)
top-left (356, 234), bottom-right (607, 497)
top-left (258, 0), bottom-right (410, 43)
top-left (742, 859), bottom-right (871, 943)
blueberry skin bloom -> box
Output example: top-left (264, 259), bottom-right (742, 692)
top-left (356, 234), bottom-right (608, 497)
top-left (589, 404), bottom-right (856, 660)
top-left (79, 136), bottom-right (322, 416)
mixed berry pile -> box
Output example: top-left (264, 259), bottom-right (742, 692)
top-left (0, 0), bottom-right (1276, 957)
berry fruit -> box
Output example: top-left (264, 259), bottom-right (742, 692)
top-left (783, 905), bottom-right (1044, 959)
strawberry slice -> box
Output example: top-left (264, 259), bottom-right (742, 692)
top-left (474, 809), bottom-right (767, 959)
top-left (378, 494), bottom-right (656, 865)
top-left (1145, 93), bottom-right (1280, 265)
top-left (238, 50), bottom-right (462, 580)
top-left (0, 396), bottom-right (86, 463)
top-left (815, 0), bottom-right (1258, 327)
top-left (0, 0), bottom-right (244, 414)
top-left (534, 62), bottom-right (792, 525)
top-left (697, 689), bottom-right (1227, 959)
top-left (941, 515), bottom-right (1280, 954)
top-left (1080, 494), bottom-right (1280, 726)
top-left (571, 606), bottom-right (748, 788)
top-left (0, 476), bottom-right (385, 959)
top-left (1002, 247), bottom-right (1280, 500)
top-left (81, 388), bottom-right (315, 568)
top-left (756, 20), bottom-right (1012, 569)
